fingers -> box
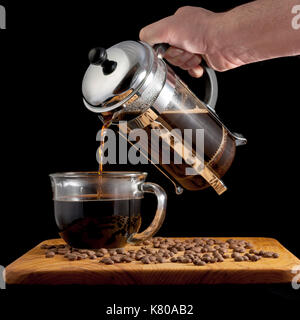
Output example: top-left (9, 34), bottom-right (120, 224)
top-left (139, 16), bottom-right (174, 46)
top-left (140, 23), bottom-right (205, 77)
top-left (165, 48), bottom-right (202, 70)
top-left (164, 47), bottom-right (204, 77)
top-left (188, 66), bottom-right (204, 78)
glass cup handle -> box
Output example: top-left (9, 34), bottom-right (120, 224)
top-left (128, 182), bottom-right (167, 244)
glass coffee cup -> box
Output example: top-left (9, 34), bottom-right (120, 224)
top-left (49, 171), bottom-right (167, 249)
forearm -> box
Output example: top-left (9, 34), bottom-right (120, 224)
top-left (209, 0), bottom-right (300, 68)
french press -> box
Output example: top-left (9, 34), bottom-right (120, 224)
top-left (82, 40), bottom-right (247, 195)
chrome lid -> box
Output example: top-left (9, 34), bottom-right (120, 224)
top-left (82, 41), bottom-right (154, 113)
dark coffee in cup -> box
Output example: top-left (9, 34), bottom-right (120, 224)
top-left (50, 172), bottom-right (167, 248)
top-left (54, 196), bottom-right (142, 249)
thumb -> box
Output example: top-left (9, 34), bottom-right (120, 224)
top-left (139, 16), bottom-right (175, 46)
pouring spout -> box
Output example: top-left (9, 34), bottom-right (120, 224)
top-left (230, 132), bottom-right (247, 146)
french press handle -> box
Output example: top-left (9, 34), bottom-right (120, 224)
top-left (153, 43), bottom-right (218, 109)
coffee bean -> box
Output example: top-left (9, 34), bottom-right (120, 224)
top-left (193, 247), bottom-right (202, 253)
top-left (202, 257), bottom-right (212, 263)
top-left (234, 256), bottom-right (244, 262)
top-left (100, 257), bottom-right (114, 265)
top-left (130, 253), bottom-right (136, 259)
top-left (273, 253), bottom-right (279, 258)
top-left (149, 255), bottom-right (157, 263)
top-left (141, 257), bottom-right (151, 264)
top-left (57, 248), bottom-right (69, 255)
top-left (122, 256), bottom-right (133, 263)
top-left (262, 251), bottom-right (274, 258)
top-left (156, 256), bottom-right (166, 263)
top-left (89, 255), bottom-right (97, 260)
top-left (176, 256), bottom-right (184, 263)
top-left (233, 247), bottom-right (245, 253)
top-left (86, 250), bottom-right (96, 256)
top-left (170, 257), bottom-right (177, 263)
top-left (251, 255), bottom-right (260, 261)
top-left (109, 250), bottom-right (117, 256)
top-left (135, 254), bottom-right (144, 261)
top-left (245, 242), bottom-right (253, 249)
top-left (111, 255), bottom-right (122, 263)
top-left (45, 251), bottom-right (55, 258)
top-left (116, 248), bottom-right (125, 254)
top-left (67, 254), bottom-right (77, 261)
top-left (194, 260), bottom-right (206, 266)
top-left (143, 240), bottom-right (151, 245)
top-left (95, 252), bottom-right (104, 257)
top-left (185, 244), bottom-right (194, 250)
top-left (159, 244), bottom-right (168, 249)
top-left (214, 253), bottom-right (223, 260)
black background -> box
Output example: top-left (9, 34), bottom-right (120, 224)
top-left (0, 0), bottom-right (299, 305)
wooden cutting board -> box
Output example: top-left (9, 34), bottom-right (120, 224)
top-left (5, 237), bottom-right (300, 285)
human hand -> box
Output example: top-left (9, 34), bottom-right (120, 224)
top-left (140, 6), bottom-right (229, 78)
top-left (140, 2), bottom-right (300, 78)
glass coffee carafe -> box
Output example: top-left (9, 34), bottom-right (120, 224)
top-left (82, 41), bottom-right (247, 195)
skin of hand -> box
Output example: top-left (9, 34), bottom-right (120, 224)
top-left (139, 0), bottom-right (300, 77)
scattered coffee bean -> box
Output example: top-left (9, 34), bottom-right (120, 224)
top-left (96, 252), bottom-right (104, 257)
top-left (122, 256), bottom-right (133, 263)
top-left (234, 256), bottom-right (244, 262)
top-left (45, 251), bottom-right (55, 258)
top-left (141, 257), bottom-right (151, 264)
top-left (67, 254), bottom-right (77, 261)
top-left (193, 260), bottom-right (206, 266)
top-left (100, 257), bottom-right (114, 265)
top-left (156, 256), bottom-right (166, 263)
top-left (40, 238), bottom-right (280, 266)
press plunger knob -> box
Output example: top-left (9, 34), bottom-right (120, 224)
top-left (88, 47), bottom-right (117, 75)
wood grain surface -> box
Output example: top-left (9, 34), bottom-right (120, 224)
top-left (5, 237), bottom-right (300, 285)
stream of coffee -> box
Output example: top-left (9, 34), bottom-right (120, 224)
top-left (98, 120), bottom-right (112, 175)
